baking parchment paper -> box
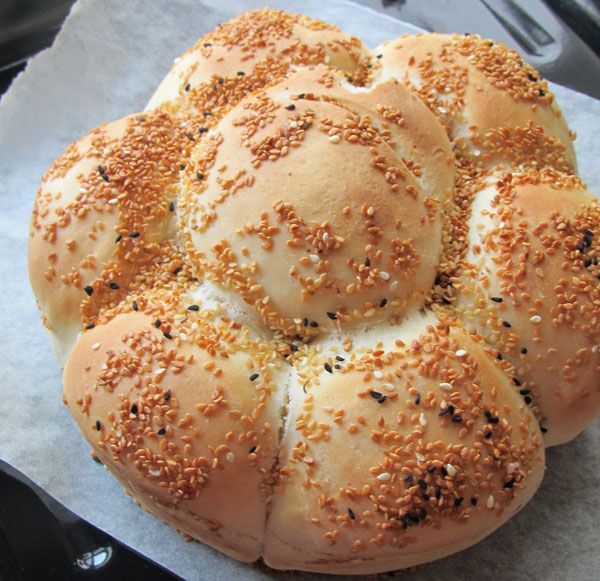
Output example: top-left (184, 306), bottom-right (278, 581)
top-left (0, 1), bottom-right (598, 579)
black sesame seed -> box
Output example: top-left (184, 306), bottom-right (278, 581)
top-left (584, 235), bottom-right (592, 248)
top-left (491, 296), bottom-right (503, 303)
top-left (131, 404), bottom-right (138, 414)
top-left (452, 415), bottom-right (463, 422)
top-left (187, 133), bottom-right (195, 141)
top-left (585, 258), bottom-right (593, 268)
top-left (84, 285), bottom-right (94, 296)
top-left (418, 479), bottom-right (427, 490)
top-left (379, 298), bottom-right (388, 308)
top-left (502, 320), bottom-right (512, 328)
top-left (95, 420), bottom-right (101, 431)
top-left (115, 234), bottom-right (122, 243)
top-left (187, 305), bottom-right (199, 311)
top-left (163, 331), bottom-right (172, 340)
top-left (184, 83), bottom-right (190, 91)
top-left (497, 352), bottom-right (503, 361)
top-left (85, 323), bottom-right (95, 329)
top-left (196, 172), bottom-right (204, 180)
top-left (471, 497), bottom-right (478, 506)
top-left (539, 88), bottom-right (545, 96)
top-left (92, 455), bottom-right (103, 465)
top-left (98, 166), bottom-right (109, 181)
top-left (441, 466), bottom-right (448, 477)
top-left (249, 446), bottom-right (257, 454)
top-left (302, 318), bottom-right (308, 327)
top-left (524, 395), bottom-right (532, 404)
top-left (326, 312), bottom-right (337, 320)
top-left (203, 111), bottom-right (212, 116)
top-left (290, 344), bottom-right (299, 352)
top-left (420, 509), bottom-right (427, 520)
top-left (410, 514), bottom-right (419, 524)
top-left (301, 122), bottom-right (309, 130)
top-left (155, 320), bottom-right (161, 328)
top-left (521, 347), bottom-right (528, 354)
top-left (129, 231), bottom-right (140, 238)
top-left (415, 393), bottom-right (421, 405)
top-left (365, 257), bottom-right (371, 267)
top-left (132, 300), bottom-right (139, 311)
top-left (173, 266), bottom-right (183, 275)
top-left (578, 241), bottom-right (585, 252)
top-left (237, 71), bottom-right (245, 76)
top-left (286, 104), bottom-right (296, 111)
top-left (109, 282), bottom-right (119, 290)
top-left (435, 485), bottom-right (441, 499)
top-left (402, 516), bottom-right (409, 530)
top-left (298, 93), bottom-right (305, 99)
top-left (503, 478), bottom-right (515, 489)
top-left (335, 355), bottom-right (345, 362)
top-left (454, 497), bottom-right (464, 507)
top-left (448, 405), bottom-right (455, 415)
top-left (203, 42), bottom-right (211, 47)
top-left (310, 321), bottom-right (318, 328)
top-left (334, 364), bottom-right (341, 370)
top-left (376, 54), bottom-right (382, 58)
top-left (484, 431), bottom-right (492, 439)
top-left (404, 475), bottom-right (414, 483)
top-left (439, 407), bottom-right (450, 417)
top-left (378, 395), bottom-right (387, 404)
top-left (527, 73), bottom-right (538, 82)
top-left (427, 466), bottom-right (436, 473)
top-left (324, 362), bottom-right (333, 373)
top-left (180, 163), bottom-right (187, 170)
top-left (169, 202), bottom-right (175, 212)
top-left (158, 428), bottom-right (166, 435)
top-left (347, 507), bottom-right (356, 520)
top-left (513, 378), bottom-right (522, 386)
top-left (586, 229), bottom-right (594, 237)
top-left (218, 77), bottom-right (224, 84)
top-left (594, 257), bottom-right (599, 265)
top-left (370, 390), bottom-right (382, 400)
top-left (164, 389), bottom-right (171, 402)
top-left (488, 41), bottom-right (494, 46)
top-left (347, 76), bottom-right (354, 83)
top-left (541, 426), bottom-right (548, 433)
top-left (249, 373), bottom-right (259, 381)
top-left (519, 388), bottom-right (531, 395)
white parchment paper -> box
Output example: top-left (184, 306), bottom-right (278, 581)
top-left (0, 1), bottom-right (599, 579)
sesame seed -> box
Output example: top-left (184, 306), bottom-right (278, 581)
top-left (347, 507), bottom-right (355, 520)
top-left (446, 464), bottom-right (457, 476)
top-left (164, 390), bottom-right (171, 401)
top-left (131, 404), bottom-right (138, 414)
top-left (84, 286), bottom-right (94, 296)
top-left (379, 271), bottom-right (391, 280)
top-left (328, 135), bottom-right (340, 144)
top-left (115, 235), bottom-right (122, 243)
top-left (91, 342), bottom-right (100, 350)
top-left (452, 415), bottom-right (463, 422)
top-left (163, 331), bottom-right (172, 340)
top-left (484, 431), bottom-right (492, 438)
top-left (154, 320), bottom-right (161, 328)
top-left (471, 498), bottom-right (478, 506)
top-left (415, 452), bottom-right (425, 462)
top-left (197, 172), bottom-right (204, 180)
top-left (155, 368), bottom-right (166, 375)
top-left (249, 446), bottom-right (257, 454)
top-left (286, 104), bottom-right (296, 111)
top-left (404, 474), bottom-right (414, 483)
top-left (249, 373), bottom-right (259, 381)
top-left (326, 312), bottom-right (337, 320)
top-left (324, 362), bottom-right (333, 374)
top-left (419, 413), bottom-right (427, 427)
top-left (418, 479), bottom-right (427, 490)
top-left (226, 452), bottom-right (235, 463)
top-left (237, 71), bottom-right (245, 76)
top-left (454, 497), bottom-right (464, 507)
top-left (373, 370), bottom-right (383, 379)
top-left (440, 382), bottom-right (453, 390)
top-left (502, 321), bottom-right (512, 328)
top-left (491, 296), bottom-right (503, 303)
top-left (378, 395), bottom-right (387, 404)
top-left (184, 83), bottom-right (190, 91)
top-left (108, 198), bottom-right (118, 205)
top-left (95, 420), bottom-right (101, 431)
top-left (379, 298), bottom-right (388, 307)
top-left (109, 282), bottom-right (119, 290)
top-left (487, 495), bottom-right (495, 509)
top-left (129, 231), bottom-right (140, 238)
top-left (187, 305), bottom-right (199, 311)
top-left (455, 349), bottom-right (467, 357)
top-left (335, 355), bottom-right (345, 362)
top-left (309, 321), bottom-right (318, 328)
top-left (415, 393), bottom-right (421, 405)
top-left (521, 347), bottom-right (528, 354)
top-left (85, 323), bottom-right (95, 330)
top-left (529, 315), bottom-right (542, 323)
top-left (376, 472), bottom-right (391, 482)
top-left (158, 428), bottom-right (166, 435)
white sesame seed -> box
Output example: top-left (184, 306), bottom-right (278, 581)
top-left (389, 280), bottom-right (399, 291)
top-left (115, 428), bottom-right (122, 438)
top-left (148, 469), bottom-right (161, 477)
top-left (324, 54), bottom-right (331, 64)
top-left (507, 463), bottom-right (516, 475)
top-left (103, 148), bottom-right (111, 156)
top-left (79, 187), bottom-right (88, 194)
top-left (289, 121), bottom-right (298, 129)
top-left (379, 271), bottom-right (391, 280)
top-left (91, 342), bottom-right (100, 351)
top-left (309, 254), bottom-right (319, 263)
top-left (455, 349), bottom-right (467, 357)
top-left (328, 135), bottom-right (340, 144)
top-left (226, 452), bottom-right (235, 463)
top-left (179, 333), bottom-right (187, 341)
top-left (373, 370), bottom-right (383, 379)
top-left (173, 57), bottom-right (181, 64)
top-left (322, 232), bottom-right (329, 243)
top-left (437, 106), bottom-right (448, 114)
top-left (108, 198), bottom-right (118, 205)
top-left (487, 494), bottom-right (495, 509)
top-left (419, 413), bottom-right (427, 427)
top-left (446, 464), bottom-right (457, 476)
top-left (592, 345), bottom-right (599, 353)
top-left (155, 367), bottom-right (166, 375)
top-left (101, 364), bottom-right (108, 370)
top-left (415, 452), bottom-right (425, 462)
top-left (376, 472), bottom-right (391, 482)
top-left (529, 315), bottom-right (542, 323)
top-left (439, 382), bottom-right (453, 390)
top-left (383, 383), bottom-right (395, 392)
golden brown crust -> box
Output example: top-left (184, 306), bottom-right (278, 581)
top-left (374, 33), bottom-right (577, 173)
top-left (28, 7), bottom-right (599, 577)
top-left (453, 170), bottom-right (600, 446)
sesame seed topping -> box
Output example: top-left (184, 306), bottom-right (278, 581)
top-left (379, 271), bottom-right (391, 280)
top-left (376, 472), bottom-right (391, 482)
top-left (419, 413), bottom-right (427, 426)
top-left (226, 452), bottom-right (235, 463)
top-left (439, 382), bottom-right (453, 390)
top-left (157, 428), bottom-right (166, 436)
top-left (347, 507), bottom-right (355, 520)
top-left (107, 198), bottom-right (118, 205)
top-left (487, 495), bottom-right (495, 509)
top-left (491, 296), bottom-right (503, 303)
top-left (446, 464), bottom-right (457, 476)
top-left (455, 349), bottom-right (467, 357)
top-left (529, 315), bottom-right (542, 323)
top-left (328, 135), bottom-right (340, 144)
top-left (109, 283), bottom-right (119, 290)
top-left (249, 373), bottom-right (259, 381)
top-left (286, 104), bottom-right (296, 111)
top-left (502, 321), bottom-right (512, 328)
top-left (164, 390), bottom-right (171, 401)
top-left (415, 452), bottom-right (425, 462)
top-left (326, 312), bottom-right (337, 320)
top-left (91, 342), bottom-right (100, 351)
top-left (163, 331), bottom-right (172, 340)
top-left (129, 231), bottom-right (140, 238)
top-left (187, 305), bottom-right (200, 311)
top-left (373, 370), bottom-right (383, 379)
top-left (95, 420), bottom-right (101, 431)
top-left (324, 362), bottom-right (333, 373)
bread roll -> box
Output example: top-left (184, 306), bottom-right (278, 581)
top-left (28, 7), bottom-right (599, 577)
top-left (373, 33), bottom-right (576, 172)
top-left (453, 169), bottom-right (600, 446)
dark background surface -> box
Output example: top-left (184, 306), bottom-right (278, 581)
top-left (1, 1), bottom-right (598, 579)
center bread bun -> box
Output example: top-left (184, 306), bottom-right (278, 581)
top-left (28, 7), bottom-right (600, 577)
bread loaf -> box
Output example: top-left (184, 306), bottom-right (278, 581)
top-left (28, 7), bottom-right (599, 575)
